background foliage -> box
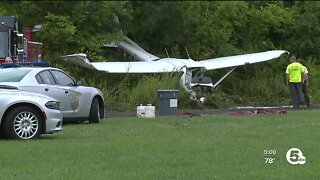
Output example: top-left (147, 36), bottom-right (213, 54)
top-left (1, 1), bottom-right (320, 110)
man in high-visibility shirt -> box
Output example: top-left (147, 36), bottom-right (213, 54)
top-left (285, 56), bottom-right (307, 108)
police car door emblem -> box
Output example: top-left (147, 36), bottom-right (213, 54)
top-left (68, 92), bottom-right (81, 111)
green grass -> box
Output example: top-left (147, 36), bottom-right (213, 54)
top-left (0, 109), bottom-right (319, 179)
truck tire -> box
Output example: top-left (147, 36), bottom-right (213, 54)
top-left (89, 98), bottom-right (100, 123)
top-left (2, 106), bottom-right (43, 140)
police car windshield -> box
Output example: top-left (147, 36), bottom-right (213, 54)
top-left (0, 69), bottom-right (32, 82)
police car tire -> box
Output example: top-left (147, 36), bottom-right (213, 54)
top-left (89, 98), bottom-right (100, 123)
top-left (3, 106), bottom-right (43, 140)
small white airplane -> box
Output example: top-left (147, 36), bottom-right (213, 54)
top-left (61, 35), bottom-right (288, 103)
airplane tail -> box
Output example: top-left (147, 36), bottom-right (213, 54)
top-left (103, 35), bottom-right (159, 62)
top-left (119, 36), bottom-right (160, 61)
top-left (104, 14), bottom-right (160, 61)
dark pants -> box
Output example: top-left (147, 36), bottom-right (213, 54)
top-left (289, 82), bottom-right (304, 108)
top-left (302, 82), bottom-right (310, 106)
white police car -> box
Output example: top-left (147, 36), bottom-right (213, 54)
top-left (0, 86), bottom-right (62, 140)
top-left (0, 62), bottom-right (105, 123)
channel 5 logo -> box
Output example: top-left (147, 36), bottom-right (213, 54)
top-left (286, 148), bottom-right (306, 165)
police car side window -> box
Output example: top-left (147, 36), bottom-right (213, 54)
top-left (51, 70), bottom-right (75, 86)
top-left (38, 71), bottom-right (56, 85)
top-left (35, 74), bottom-right (44, 84)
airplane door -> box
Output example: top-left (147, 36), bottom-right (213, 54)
top-left (180, 67), bottom-right (192, 93)
top-left (185, 69), bottom-right (192, 89)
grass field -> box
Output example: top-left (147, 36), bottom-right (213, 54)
top-left (0, 109), bottom-right (319, 179)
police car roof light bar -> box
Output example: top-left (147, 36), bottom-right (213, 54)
top-left (1, 61), bottom-right (50, 68)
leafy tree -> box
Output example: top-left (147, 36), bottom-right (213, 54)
top-left (0, 5), bottom-right (7, 15)
top-left (36, 13), bottom-right (76, 58)
top-left (283, 1), bottom-right (320, 60)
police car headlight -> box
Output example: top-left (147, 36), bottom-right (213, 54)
top-left (45, 101), bottom-right (60, 110)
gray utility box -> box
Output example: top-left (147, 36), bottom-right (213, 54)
top-left (157, 90), bottom-right (179, 116)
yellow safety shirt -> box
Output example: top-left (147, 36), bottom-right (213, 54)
top-left (285, 62), bottom-right (304, 83)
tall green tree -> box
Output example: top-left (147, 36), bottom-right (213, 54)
top-left (0, 5), bottom-right (7, 15)
top-left (283, 1), bottom-right (320, 60)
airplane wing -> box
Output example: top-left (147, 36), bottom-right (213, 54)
top-left (61, 50), bottom-right (288, 73)
top-left (60, 54), bottom-right (184, 73)
top-left (93, 61), bottom-right (181, 73)
top-left (193, 50), bottom-right (288, 70)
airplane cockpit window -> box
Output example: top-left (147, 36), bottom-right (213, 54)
top-left (191, 76), bottom-right (213, 84)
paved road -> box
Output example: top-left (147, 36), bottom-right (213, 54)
top-left (105, 105), bottom-right (320, 118)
